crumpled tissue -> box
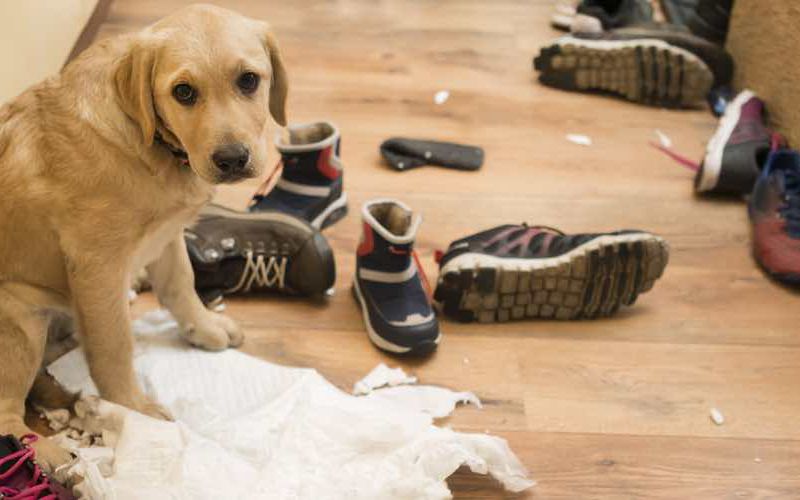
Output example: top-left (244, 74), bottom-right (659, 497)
top-left (47, 310), bottom-right (534, 499)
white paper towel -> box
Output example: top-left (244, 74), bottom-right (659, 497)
top-left (47, 310), bottom-right (534, 499)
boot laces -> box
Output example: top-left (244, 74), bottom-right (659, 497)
top-left (225, 250), bottom-right (287, 293)
top-left (0, 435), bottom-right (58, 500)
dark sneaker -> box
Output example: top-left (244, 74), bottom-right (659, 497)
top-left (534, 25), bottom-right (733, 107)
top-left (686, 0), bottom-right (733, 44)
top-left (572, 0), bottom-right (654, 33)
top-left (696, 90), bottom-right (772, 195)
top-left (433, 225), bottom-right (669, 322)
top-left (0, 434), bottom-right (74, 500)
top-left (658, 0), bottom-right (698, 26)
top-left (353, 199), bottom-right (440, 356)
top-left (249, 121), bottom-right (347, 230)
top-left (186, 203), bottom-right (335, 305)
top-left (748, 149), bottom-right (800, 285)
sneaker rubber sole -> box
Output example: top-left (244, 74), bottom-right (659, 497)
top-left (533, 37), bottom-right (713, 108)
top-left (434, 233), bottom-right (669, 323)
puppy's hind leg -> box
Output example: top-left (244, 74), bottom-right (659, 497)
top-left (0, 288), bottom-right (72, 472)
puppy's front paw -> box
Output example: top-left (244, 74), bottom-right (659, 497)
top-left (29, 435), bottom-right (73, 473)
top-left (182, 312), bottom-right (244, 351)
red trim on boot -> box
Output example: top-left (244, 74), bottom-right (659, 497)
top-left (317, 146), bottom-right (341, 180)
top-left (357, 223), bottom-right (375, 256)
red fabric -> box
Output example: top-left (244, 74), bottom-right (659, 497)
top-left (356, 223), bottom-right (374, 256)
top-left (317, 146), bottom-right (341, 180)
top-left (753, 218), bottom-right (800, 275)
top-left (413, 250), bottom-right (433, 304)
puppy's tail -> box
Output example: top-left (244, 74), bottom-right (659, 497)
top-left (28, 371), bottom-right (79, 410)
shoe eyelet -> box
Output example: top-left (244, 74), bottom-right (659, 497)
top-left (220, 237), bottom-right (236, 251)
top-left (203, 248), bottom-right (220, 261)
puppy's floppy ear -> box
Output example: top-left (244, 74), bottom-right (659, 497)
top-left (114, 38), bottom-right (158, 146)
top-left (260, 25), bottom-right (288, 126)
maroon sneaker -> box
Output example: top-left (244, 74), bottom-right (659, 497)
top-left (696, 90), bottom-right (772, 195)
top-left (433, 225), bottom-right (668, 322)
top-left (748, 149), bottom-right (800, 285)
top-left (0, 434), bottom-right (74, 500)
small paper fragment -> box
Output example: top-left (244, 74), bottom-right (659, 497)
top-left (710, 407), bottom-right (725, 425)
top-left (41, 408), bottom-right (70, 431)
top-left (127, 289), bottom-right (137, 303)
top-left (353, 363), bottom-right (417, 395)
top-left (566, 134), bottom-right (592, 146)
top-left (655, 129), bottom-right (672, 148)
top-left (434, 90), bottom-right (450, 105)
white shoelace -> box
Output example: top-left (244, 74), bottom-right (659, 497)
top-left (225, 250), bottom-right (288, 293)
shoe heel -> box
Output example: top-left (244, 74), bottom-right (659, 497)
top-left (319, 204), bottom-right (348, 230)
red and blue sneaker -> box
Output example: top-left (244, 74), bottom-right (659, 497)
top-left (353, 199), bottom-right (440, 356)
top-left (695, 90), bottom-right (772, 195)
top-left (748, 148), bottom-right (800, 285)
top-left (249, 121), bottom-right (347, 230)
top-left (433, 225), bottom-right (668, 322)
top-left (0, 434), bottom-right (73, 500)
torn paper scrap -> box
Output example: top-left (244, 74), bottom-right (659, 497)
top-left (710, 407), bottom-right (725, 425)
top-left (48, 310), bottom-right (534, 499)
top-left (434, 90), bottom-right (450, 105)
top-left (364, 385), bottom-right (482, 419)
top-left (655, 129), bottom-right (672, 148)
top-left (566, 134), bottom-right (592, 146)
top-left (353, 363), bottom-right (417, 395)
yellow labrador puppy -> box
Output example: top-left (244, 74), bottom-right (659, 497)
top-left (0, 4), bottom-right (287, 468)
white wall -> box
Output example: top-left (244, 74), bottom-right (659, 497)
top-left (0, 0), bottom-right (99, 104)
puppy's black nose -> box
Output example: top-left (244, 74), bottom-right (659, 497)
top-left (212, 144), bottom-right (250, 173)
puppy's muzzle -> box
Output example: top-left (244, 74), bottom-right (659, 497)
top-left (212, 143), bottom-right (252, 182)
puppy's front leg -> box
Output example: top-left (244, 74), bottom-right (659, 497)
top-left (68, 258), bottom-right (170, 419)
top-left (147, 234), bottom-right (243, 350)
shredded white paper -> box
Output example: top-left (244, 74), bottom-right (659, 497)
top-left (47, 310), bottom-right (534, 499)
top-left (434, 90), bottom-right (450, 105)
top-left (566, 134), bottom-right (592, 146)
top-left (353, 363), bottom-right (418, 395)
top-left (655, 129), bottom-right (672, 148)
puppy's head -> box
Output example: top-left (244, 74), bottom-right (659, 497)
top-left (114, 4), bottom-right (287, 184)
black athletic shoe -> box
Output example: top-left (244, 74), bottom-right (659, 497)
top-left (572, 0), bottom-right (654, 33)
top-left (186, 204), bottom-right (335, 305)
top-left (249, 121), bottom-right (348, 230)
top-left (433, 225), bottom-right (669, 323)
top-left (659, 0), bottom-right (699, 26)
top-left (353, 199), bottom-right (440, 356)
top-left (695, 90), bottom-right (772, 195)
top-left (686, 0), bottom-right (733, 45)
top-left (534, 25), bottom-right (733, 108)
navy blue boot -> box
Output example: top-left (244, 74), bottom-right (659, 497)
top-left (249, 121), bottom-right (347, 230)
top-left (353, 199), bottom-right (440, 355)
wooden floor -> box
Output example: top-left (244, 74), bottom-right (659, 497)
top-left (94, 1), bottom-right (800, 498)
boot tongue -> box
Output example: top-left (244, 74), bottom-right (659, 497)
top-left (384, 205), bottom-right (412, 236)
top-left (369, 203), bottom-right (414, 238)
top-left (283, 122), bottom-right (335, 146)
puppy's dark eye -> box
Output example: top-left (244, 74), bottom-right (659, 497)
top-left (172, 84), bottom-right (197, 105)
top-left (237, 72), bottom-right (260, 94)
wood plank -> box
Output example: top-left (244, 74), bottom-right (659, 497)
top-left (82, 0), bottom-right (800, 496)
